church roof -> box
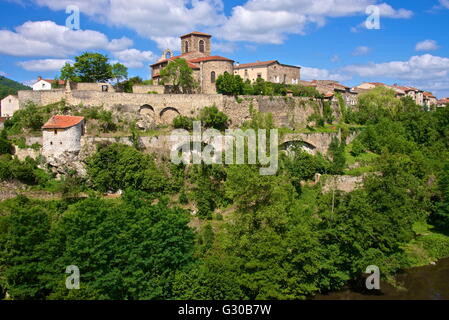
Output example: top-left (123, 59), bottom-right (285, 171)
top-left (42, 115), bottom-right (84, 130)
top-left (180, 31), bottom-right (212, 38)
top-left (188, 56), bottom-right (234, 63)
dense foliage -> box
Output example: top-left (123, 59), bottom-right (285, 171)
top-left (0, 76), bottom-right (31, 100)
top-left (215, 73), bottom-right (322, 98)
top-left (60, 52), bottom-right (127, 83)
top-left (1, 88), bottom-right (449, 300)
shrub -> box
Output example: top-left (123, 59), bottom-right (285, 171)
top-left (173, 115), bottom-right (194, 130)
top-left (215, 72), bottom-right (244, 96)
top-left (199, 106), bottom-right (229, 130)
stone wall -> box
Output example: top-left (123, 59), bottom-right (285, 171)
top-left (17, 90), bottom-right (341, 128)
top-left (132, 85), bottom-right (165, 94)
top-left (321, 175), bottom-right (365, 193)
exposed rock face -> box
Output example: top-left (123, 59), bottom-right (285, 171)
top-left (322, 175), bottom-right (365, 193)
top-left (44, 151), bottom-right (87, 178)
top-left (13, 146), bottom-right (40, 161)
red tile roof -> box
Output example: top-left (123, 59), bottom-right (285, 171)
top-left (42, 115), bottom-right (84, 129)
top-left (37, 77), bottom-right (66, 85)
top-left (188, 56), bottom-right (234, 63)
top-left (180, 31), bottom-right (212, 38)
top-left (234, 60), bottom-right (278, 69)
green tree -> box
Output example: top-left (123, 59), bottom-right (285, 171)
top-left (0, 196), bottom-right (55, 300)
top-left (86, 143), bottom-right (170, 193)
top-left (60, 53), bottom-right (113, 83)
top-left (215, 72), bottom-right (244, 96)
top-left (160, 58), bottom-right (198, 94)
top-left (51, 192), bottom-right (195, 299)
top-left (111, 63), bottom-right (128, 85)
top-left (60, 62), bottom-right (80, 82)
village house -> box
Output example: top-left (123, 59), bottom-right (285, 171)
top-left (437, 98), bottom-right (449, 107)
top-left (233, 60), bottom-right (300, 85)
top-left (393, 85), bottom-right (424, 105)
top-left (0, 94), bottom-right (19, 118)
top-left (32, 76), bottom-right (66, 91)
top-left (355, 82), bottom-right (406, 98)
top-left (423, 92), bottom-right (437, 109)
top-left (42, 115), bottom-right (85, 157)
top-left (311, 80), bottom-right (358, 107)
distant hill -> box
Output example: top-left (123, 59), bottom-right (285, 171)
top-left (0, 76), bottom-right (31, 100)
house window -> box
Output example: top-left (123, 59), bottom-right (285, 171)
top-left (185, 41), bottom-right (189, 53)
top-left (50, 142), bottom-right (53, 145)
top-left (257, 73), bottom-right (262, 79)
top-left (244, 70), bottom-right (249, 78)
top-left (42, 84), bottom-right (46, 88)
top-left (199, 40), bottom-right (205, 53)
top-left (211, 71), bottom-right (216, 83)
top-left (102, 85), bottom-right (109, 92)
top-left (283, 74), bottom-right (287, 83)
top-left (54, 130), bottom-right (58, 135)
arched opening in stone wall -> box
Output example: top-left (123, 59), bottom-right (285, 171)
top-left (160, 107), bottom-right (181, 124)
top-left (185, 41), bottom-right (190, 53)
top-left (139, 104), bottom-right (155, 115)
top-left (199, 40), bottom-right (205, 53)
top-left (137, 104), bottom-right (156, 130)
top-left (281, 140), bottom-right (317, 155)
top-left (211, 71), bottom-right (216, 83)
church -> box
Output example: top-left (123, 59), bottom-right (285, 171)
top-left (151, 31), bottom-right (301, 94)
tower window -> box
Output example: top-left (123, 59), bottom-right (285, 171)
top-left (199, 40), bottom-right (205, 53)
top-left (185, 41), bottom-right (189, 53)
top-left (211, 71), bottom-right (216, 83)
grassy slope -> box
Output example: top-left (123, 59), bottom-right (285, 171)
top-left (0, 76), bottom-right (31, 100)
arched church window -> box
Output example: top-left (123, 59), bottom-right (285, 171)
top-left (185, 41), bottom-right (189, 53)
top-left (211, 71), bottom-right (216, 83)
top-left (199, 40), bottom-right (205, 53)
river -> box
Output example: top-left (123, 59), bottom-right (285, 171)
top-left (314, 257), bottom-right (449, 300)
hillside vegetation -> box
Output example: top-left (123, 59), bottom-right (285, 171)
top-left (0, 87), bottom-right (449, 300)
top-left (0, 76), bottom-right (31, 101)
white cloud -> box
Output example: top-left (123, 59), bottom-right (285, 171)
top-left (150, 37), bottom-right (180, 51)
top-left (0, 71), bottom-right (8, 77)
top-left (300, 66), bottom-right (351, 82)
top-left (112, 49), bottom-right (155, 68)
top-left (352, 46), bottom-right (371, 56)
top-left (33, 0), bottom-right (412, 46)
top-left (17, 59), bottom-right (72, 71)
top-left (331, 55), bottom-right (340, 62)
top-left (440, 0), bottom-right (449, 9)
top-left (343, 54), bottom-right (449, 80)
top-left (220, 0), bottom-right (412, 42)
top-left (34, 0), bottom-right (108, 16)
top-left (0, 21), bottom-right (132, 57)
top-left (415, 40), bottom-right (439, 52)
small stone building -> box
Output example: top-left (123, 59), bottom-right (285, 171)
top-left (42, 115), bottom-right (85, 156)
top-left (234, 60), bottom-right (300, 85)
top-left (0, 95), bottom-right (19, 118)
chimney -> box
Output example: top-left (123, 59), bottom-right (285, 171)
top-left (38, 76), bottom-right (42, 81)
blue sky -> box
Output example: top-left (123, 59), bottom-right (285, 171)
top-left (1, 0), bottom-right (449, 98)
